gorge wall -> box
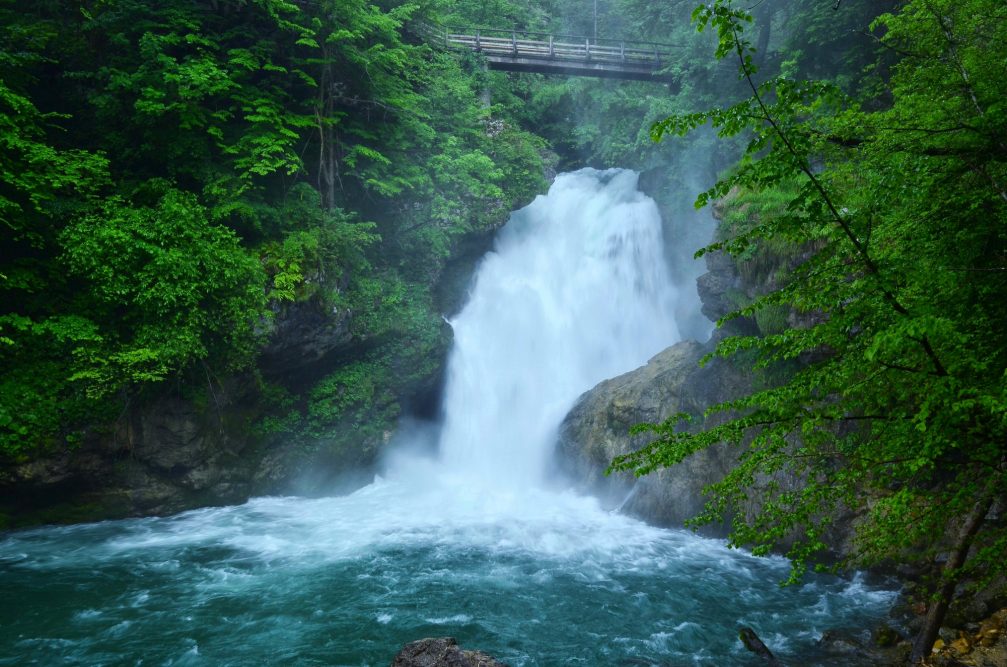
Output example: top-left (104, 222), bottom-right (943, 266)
top-left (554, 198), bottom-right (861, 556)
top-left (554, 235), bottom-right (748, 535)
top-left (0, 219), bottom-right (499, 528)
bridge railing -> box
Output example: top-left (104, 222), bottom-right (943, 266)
top-left (424, 24), bottom-right (678, 66)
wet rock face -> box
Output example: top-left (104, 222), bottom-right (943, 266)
top-left (435, 230), bottom-right (497, 319)
top-left (0, 366), bottom-right (394, 527)
top-left (695, 249), bottom-right (742, 326)
top-left (554, 327), bottom-right (861, 553)
top-left (390, 637), bottom-right (508, 667)
top-left (554, 236), bottom-right (864, 553)
top-left (0, 388), bottom-right (261, 525)
top-left (554, 339), bottom-right (749, 533)
top-left (258, 297), bottom-right (354, 380)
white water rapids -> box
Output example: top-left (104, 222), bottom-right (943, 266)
top-left (432, 168), bottom-right (679, 485)
top-left (0, 169), bottom-right (896, 666)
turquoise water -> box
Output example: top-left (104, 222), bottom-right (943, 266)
top-left (0, 480), bottom-right (895, 666)
top-left (1, 170), bottom-right (898, 665)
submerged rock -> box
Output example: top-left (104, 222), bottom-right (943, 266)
top-left (812, 627), bottom-right (916, 666)
top-left (818, 629), bottom-right (866, 655)
top-left (739, 626), bottom-right (783, 665)
top-left (390, 637), bottom-right (508, 667)
top-left (872, 623), bottom-right (904, 648)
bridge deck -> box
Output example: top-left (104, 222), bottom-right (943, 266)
top-left (430, 26), bottom-right (677, 82)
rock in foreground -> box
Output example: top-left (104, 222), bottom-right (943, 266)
top-left (390, 637), bottom-right (508, 667)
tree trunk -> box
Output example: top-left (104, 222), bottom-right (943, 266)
top-left (316, 49), bottom-right (339, 211)
top-left (910, 493), bottom-right (993, 663)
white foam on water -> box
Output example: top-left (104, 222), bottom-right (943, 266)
top-left (424, 614), bottom-right (473, 625)
top-left (0, 169), bottom-right (898, 666)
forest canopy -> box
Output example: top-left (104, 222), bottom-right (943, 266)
top-left (0, 0), bottom-right (549, 456)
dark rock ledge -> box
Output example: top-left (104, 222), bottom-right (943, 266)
top-left (390, 637), bottom-right (508, 667)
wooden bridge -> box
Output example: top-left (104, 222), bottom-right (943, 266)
top-left (423, 25), bottom-right (678, 83)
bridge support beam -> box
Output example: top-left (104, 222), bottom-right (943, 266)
top-left (485, 56), bottom-right (671, 83)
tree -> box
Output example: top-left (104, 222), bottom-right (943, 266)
top-left (0, 0), bottom-right (550, 460)
top-left (610, 1), bottom-right (1007, 661)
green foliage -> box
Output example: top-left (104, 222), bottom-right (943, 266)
top-left (753, 303), bottom-right (789, 337)
top-left (307, 361), bottom-right (389, 436)
top-left (61, 189), bottom-right (268, 395)
top-left (0, 0), bottom-right (546, 459)
top-left (717, 180), bottom-right (813, 287)
top-left (612, 1), bottom-right (1007, 623)
top-left (0, 187), bottom-right (267, 455)
top-left (258, 184), bottom-right (377, 303)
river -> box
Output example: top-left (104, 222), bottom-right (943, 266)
top-left (0, 170), bottom-right (895, 666)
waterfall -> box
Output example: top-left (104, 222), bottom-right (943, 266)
top-left (436, 169), bottom-right (680, 487)
top-left (0, 169), bottom-right (898, 667)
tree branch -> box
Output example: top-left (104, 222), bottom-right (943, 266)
top-left (729, 24), bottom-right (949, 378)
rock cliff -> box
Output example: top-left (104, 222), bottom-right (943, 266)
top-left (1, 256), bottom-right (449, 527)
top-left (553, 211), bottom-right (757, 526)
top-left (554, 225), bottom-right (859, 551)
top-left (554, 340), bottom-right (747, 534)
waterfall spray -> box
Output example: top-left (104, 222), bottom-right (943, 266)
top-left (436, 169), bottom-right (680, 487)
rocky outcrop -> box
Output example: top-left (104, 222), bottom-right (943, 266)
top-left (0, 324), bottom-right (417, 528)
top-left (551, 189), bottom-right (766, 529)
top-left (436, 230), bottom-right (497, 319)
top-left (554, 218), bottom-right (859, 551)
top-left (0, 384), bottom-right (262, 525)
top-left (258, 296), bottom-right (354, 379)
top-left (555, 340), bottom-right (747, 533)
top-left (390, 637), bottom-right (508, 667)
top-left (551, 189), bottom-right (757, 518)
top-left (1, 285), bottom-right (437, 529)
top-left (695, 249), bottom-right (747, 331)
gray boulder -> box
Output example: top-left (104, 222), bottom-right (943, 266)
top-left (555, 339), bottom-right (748, 533)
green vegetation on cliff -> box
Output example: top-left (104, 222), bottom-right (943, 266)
top-left (0, 0), bottom-right (547, 460)
top-left (611, 0), bottom-right (1007, 659)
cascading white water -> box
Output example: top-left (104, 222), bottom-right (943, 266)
top-left (0, 169), bottom-right (898, 667)
top-left (437, 169), bottom-right (680, 486)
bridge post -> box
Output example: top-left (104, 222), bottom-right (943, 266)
top-left (475, 29), bottom-right (480, 51)
top-left (549, 35), bottom-right (554, 58)
top-left (620, 42), bottom-right (624, 60)
top-left (512, 31), bottom-right (517, 54)
top-left (585, 38), bottom-right (590, 59)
